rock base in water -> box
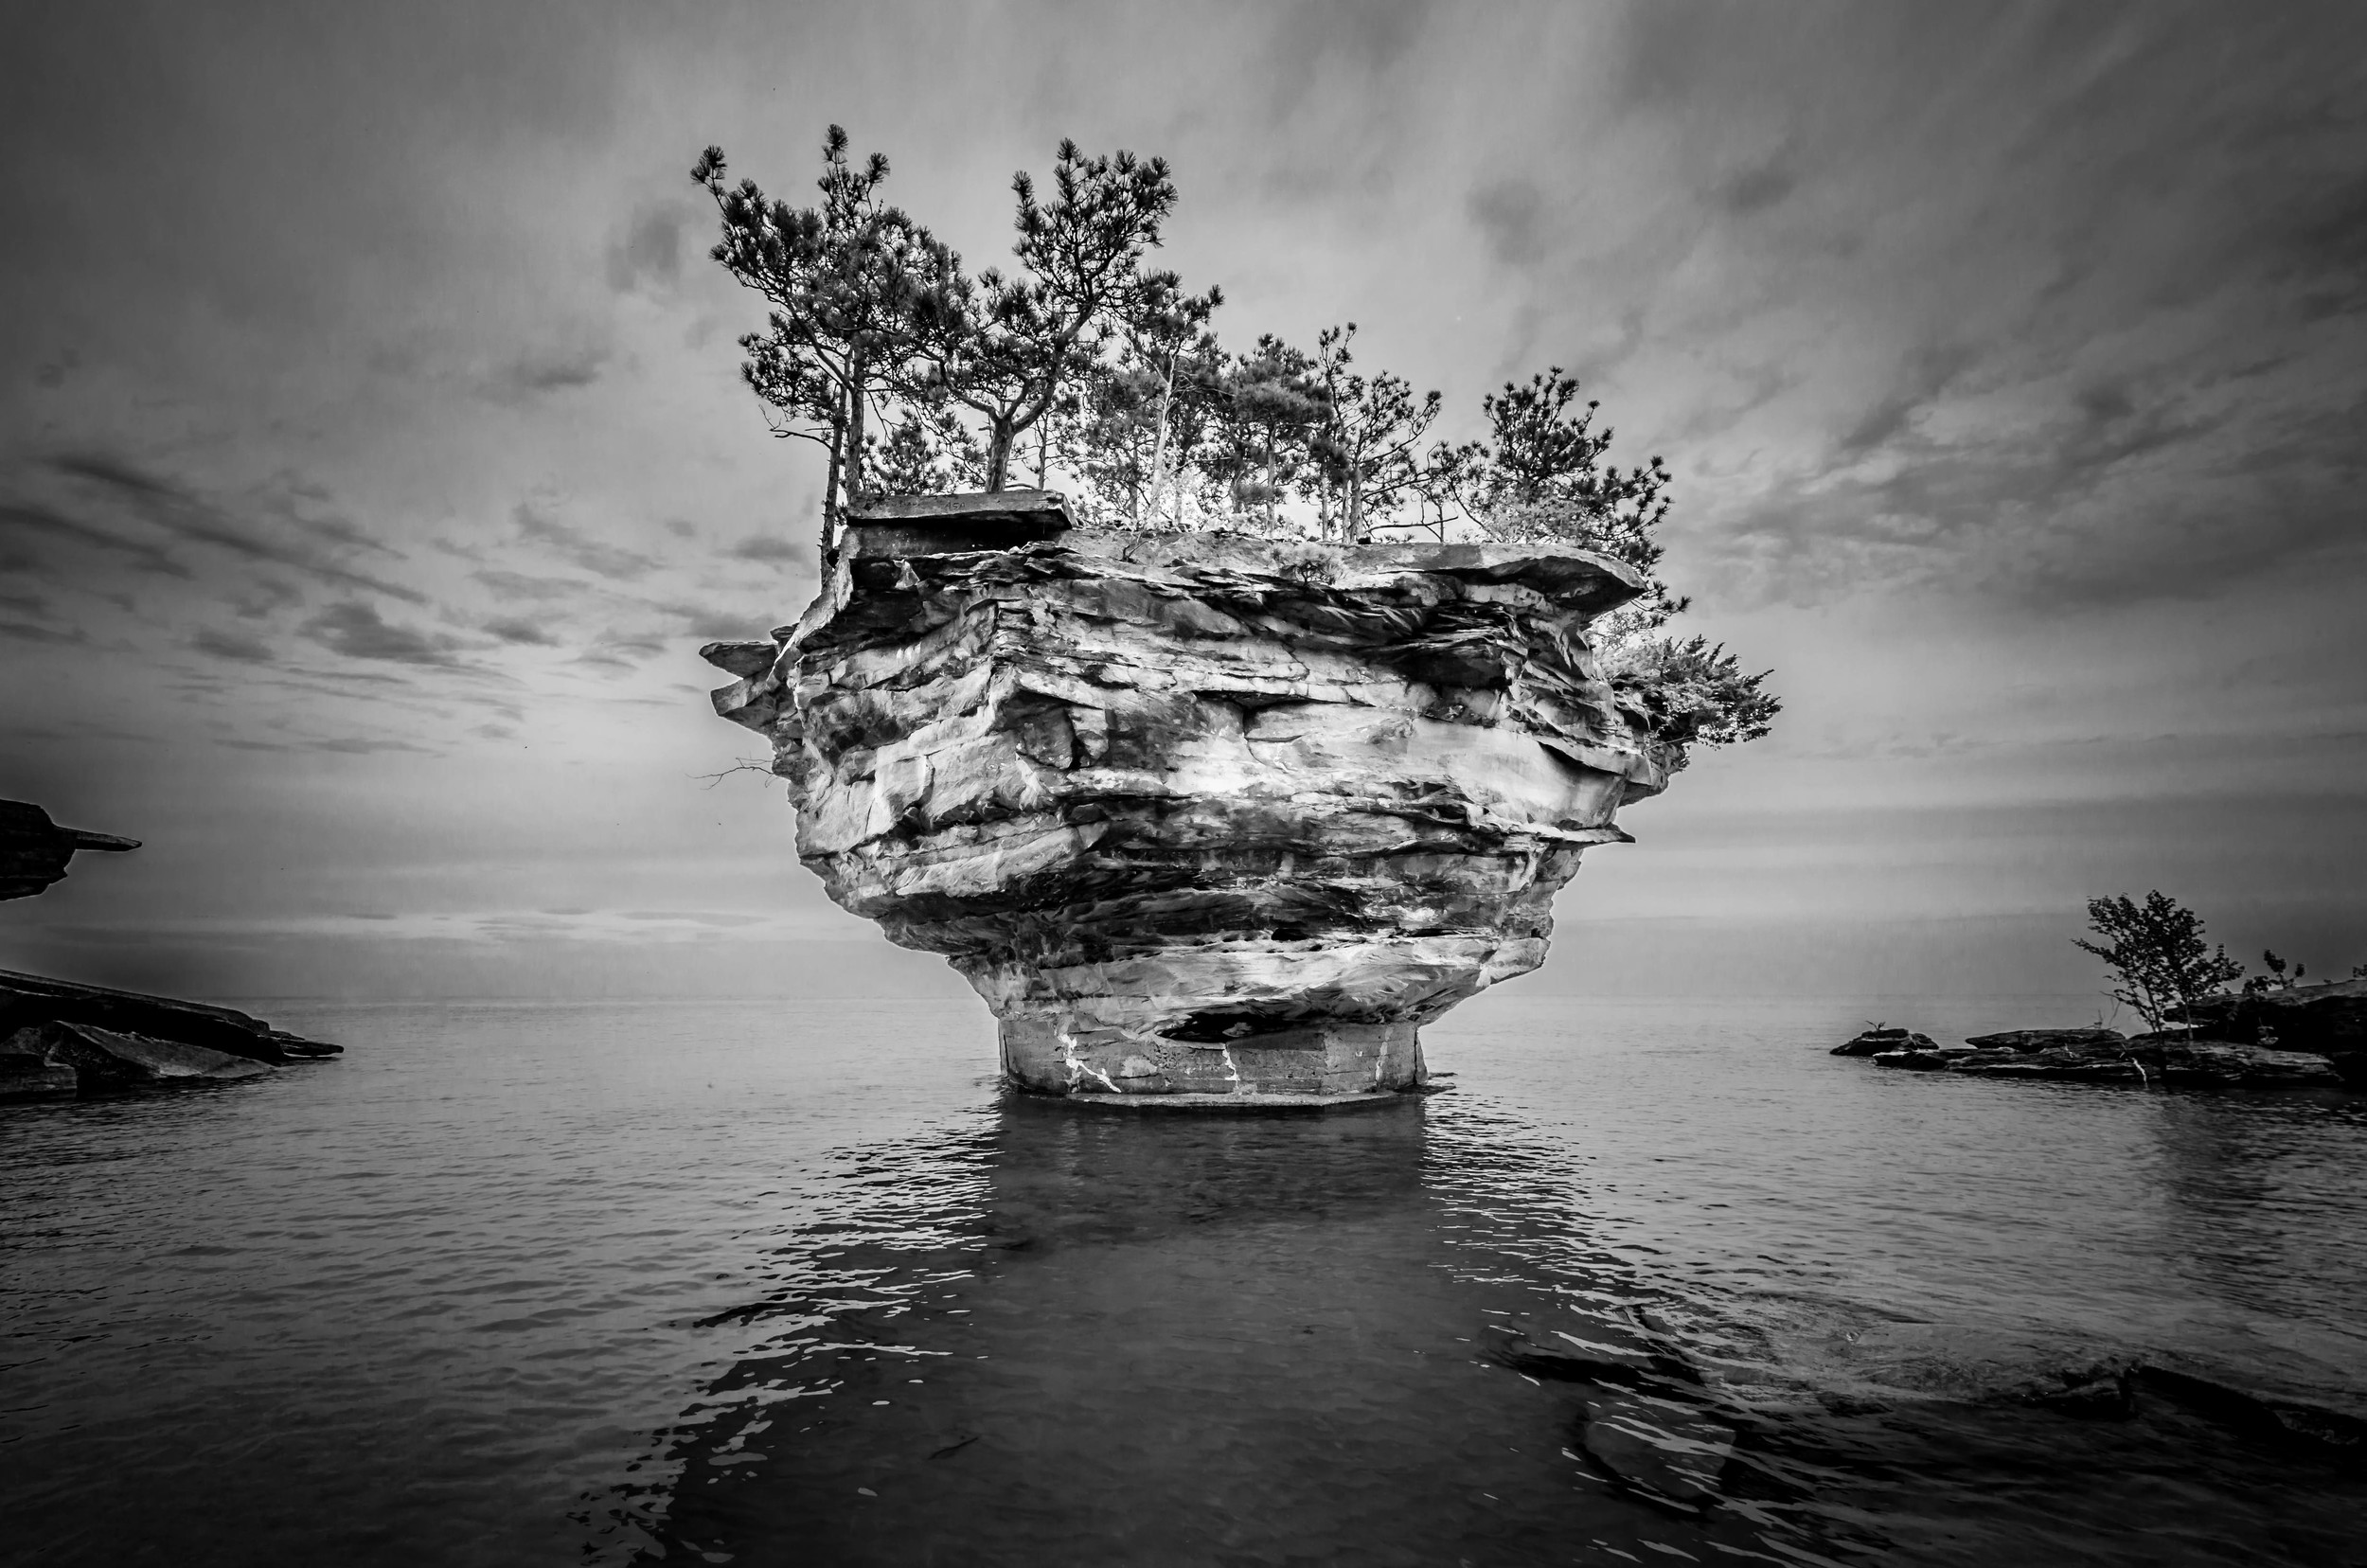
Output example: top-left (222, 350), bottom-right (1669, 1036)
top-left (998, 1013), bottom-right (1421, 1097)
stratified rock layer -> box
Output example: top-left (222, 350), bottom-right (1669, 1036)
top-left (707, 508), bottom-right (1667, 1099)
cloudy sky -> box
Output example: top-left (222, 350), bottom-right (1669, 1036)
top-left (3, 1), bottom-right (2362, 1004)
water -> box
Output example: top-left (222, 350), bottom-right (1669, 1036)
top-left (5, 994), bottom-right (2363, 1565)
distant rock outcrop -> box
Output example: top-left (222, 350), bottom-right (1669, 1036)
top-left (0, 799), bottom-right (340, 1101)
top-left (0, 799), bottom-right (136, 901)
top-left (1865, 1030), bottom-right (2342, 1088)
top-left (705, 493), bottom-right (1670, 1102)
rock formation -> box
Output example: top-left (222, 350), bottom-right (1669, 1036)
top-left (0, 798), bottom-right (340, 1100)
top-left (704, 493), bottom-right (1670, 1102)
top-left (2176, 978), bottom-right (2367, 1056)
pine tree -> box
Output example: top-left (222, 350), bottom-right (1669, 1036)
top-left (693, 129), bottom-right (933, 554)
top-left (1307, 324), bottom-right (1443, 543)
top-left (902, 141), bottom-right (1180, 491)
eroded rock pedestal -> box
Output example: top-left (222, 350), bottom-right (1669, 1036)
top-left (705, 494), bottom-right (1668, 1102)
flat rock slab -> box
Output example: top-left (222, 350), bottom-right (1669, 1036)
top-left (0, 967), bottom-right (336, 1064)
top-left (1964, 1027), bottom-right (2126, 1052)
top-left (4, 1020), bottom-right (274, 1096)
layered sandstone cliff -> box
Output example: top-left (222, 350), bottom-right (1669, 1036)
top-left (703, 493), bottom-right (1670, 1101)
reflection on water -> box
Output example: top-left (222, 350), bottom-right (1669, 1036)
top-left (608, 1085), bottom-right (2367, 1567)
top-left (5, 997), bottom-right (2364, 1567)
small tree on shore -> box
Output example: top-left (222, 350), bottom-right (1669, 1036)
top-left (2075, 891), bottom-right (2246, 1030)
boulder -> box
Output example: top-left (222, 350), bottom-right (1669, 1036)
top-left (1833, 1026), bottom-right (1938, 1057)
top-left (1963, 1026), bottom-right (2125, 1053)
top-left (4, 1021), bottom-right (273, 1093)
top-left (2125, 1034), bottom-right (2343, 1087)
top-left (2176, 977), bottom-right (2367, 1054)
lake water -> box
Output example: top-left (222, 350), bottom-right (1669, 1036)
top-left (6, 993), bottom-right (2364, 1566)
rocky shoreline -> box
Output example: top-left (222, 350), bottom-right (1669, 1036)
top-left (0, 969), bottom-right (340, 1100)
top-left (1830, 994), bottom-right (2367, 1089)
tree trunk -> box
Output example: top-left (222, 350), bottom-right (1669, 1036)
top-left (985, 421), bottom-right (1014, 492)
top-left (821, 417), bottom-right (845, 557)
top-left (843, 356), bottom-right (868, 509)
top-left (1144, 358), bottom-right (1177, 528)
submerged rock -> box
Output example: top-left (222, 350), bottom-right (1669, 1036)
top-left (705, 495), bottom-right (1670, 1101)
top-left (1580, 1394), bottom-right (1735, 1504)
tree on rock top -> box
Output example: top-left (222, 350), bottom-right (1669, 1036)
top-left (693, 129), bottom-right (935, 553)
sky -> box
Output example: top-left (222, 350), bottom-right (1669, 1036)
top-left (2, 0), bottom-right (2363, 1005)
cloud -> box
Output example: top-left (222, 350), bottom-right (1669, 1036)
top-left (483, 344), bottom-right (610, 401)
top-left (193, 625), bottom-right (274, 662)
top-left (473, 567), bottom-right (590, 601)
top-left (724, 533), bottom-right (812, 565)
top-left (1466, 176), bottom-right (1546, 267)
top-left (1834, 344), bottom-right (1976, 456)
top-left (1718, 158), bottom-right (1797, 217)
top-left (44, 453), bottom-right (426, 603)
top-left (1, 496), bottom-right (189, 577)
top-left (655, 599), bottom-right (779, 640)
top-left (483, 615), bottom-right (558, 646)
top-left (574, 631), bottom-right (670, 670)
top-left (0, 618), bottom-right (85, 645)
top-left (607, 202), bottom-right (691, 294)
top-left (300, 600), bottom-right (469, 667)
top-left (311, 735), bottom-right (436, 755)
top-left (512, 500), bottom-right (660, 579)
